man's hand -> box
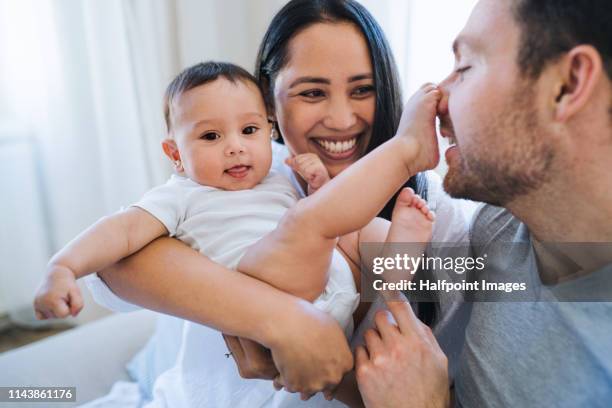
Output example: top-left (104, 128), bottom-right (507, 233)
top-left (222, 334), bottom-right (278, 380)
top-left (355, 300), bottom-right (449, 408)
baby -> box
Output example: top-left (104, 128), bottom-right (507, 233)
top-left (34, 61), bottom-right (437, 406)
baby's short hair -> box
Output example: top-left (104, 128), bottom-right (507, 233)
top-left (164, 61), bottom-right (262, 132)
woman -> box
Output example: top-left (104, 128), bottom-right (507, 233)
top-left (89, 0), bottom-right (471, 405)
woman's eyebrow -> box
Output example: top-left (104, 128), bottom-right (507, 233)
top-left (289, 74), bottom-right (373, 88)
top-left (289, 76), bottom-right (330, 88)
top-left (348, 73), bottom-right (373, 82)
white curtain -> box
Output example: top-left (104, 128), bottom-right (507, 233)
top-left (0, 0), bottom-right (179, 323)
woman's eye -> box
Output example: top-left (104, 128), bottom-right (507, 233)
top-left (243, 126), bottom-right (259, 135)
top-left (299, 89), bottom-right (325, 98)
top-left (201, 132), bottom-right (220, 141)
top-left (352, 85), bottom-right (375, 97)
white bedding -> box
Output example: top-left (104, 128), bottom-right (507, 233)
top-left (78, 382), bottom-right (145, 408)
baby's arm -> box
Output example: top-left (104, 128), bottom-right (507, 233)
top-left (34, 208), bottom-right (167, 319)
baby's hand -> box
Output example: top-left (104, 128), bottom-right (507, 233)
top-left (285, 153), bottom-right (331, 195)
top-left (395, 83), bottom-right (442, 173)
top-left (34, 265), bottom-right (83, 319)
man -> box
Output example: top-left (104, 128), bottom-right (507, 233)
top-left (355, 0), bottom-right (612, 407)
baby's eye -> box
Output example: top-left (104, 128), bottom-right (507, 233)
top-left (201, 132), bottom-right (220, 141)
top-left (243, 126), bottom-right (259, 135)
top-left (300, 89), bottom-right (325, 98)
top-left (352, 85), bottom-right (375, 98)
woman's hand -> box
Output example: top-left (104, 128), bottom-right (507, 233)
top-left (223, 300), bottom-right (353, 397)
top-left (222, 334), bottom-right (278, 379)
top-left (267, 300), bottom-right (354, 396)
top-left (355, 300), bottom-right (449, 408)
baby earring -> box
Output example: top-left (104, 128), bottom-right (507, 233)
top-left (270, 127), bottom-right (279, 141)
top-left (268, 118), bottom-right (280, 141)
top-left (174, 159), bottom-right (183, 171)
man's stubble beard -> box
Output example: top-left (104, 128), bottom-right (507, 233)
top-left (443, 85), bottom-right (555, 207)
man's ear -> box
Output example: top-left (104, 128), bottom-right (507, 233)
top-left (162, 139), bottom-right (183, 171)
top-left (554, 45), bottom-right (603, 122)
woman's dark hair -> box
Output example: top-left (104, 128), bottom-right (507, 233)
top-left (255, 0), bottom-right (429, 220)
top-left (164, 61), bottom-right (261, 132)
top-left (256, 0), bottom-right (435, 325)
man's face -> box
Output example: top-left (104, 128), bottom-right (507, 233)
top-left (438, 0), bottom-right (556, 206)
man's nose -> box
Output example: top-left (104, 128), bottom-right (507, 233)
top-left (323, 96), bottom-right (357, 131)
top-left (225, 134), bottom-right (246, 156)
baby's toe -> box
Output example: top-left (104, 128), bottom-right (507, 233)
top-left (427, 210), bottom-right (436, 222)
top-left (396, 187), bottom-right (416, 206)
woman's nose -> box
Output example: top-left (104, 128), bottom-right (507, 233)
top-left (323, 96), bottom-right (357, 131)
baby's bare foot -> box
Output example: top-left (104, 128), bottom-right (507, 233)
top-left (394, 84), bottom-right (442, 173)
top-left (285, 153), bottom-right (331, 195)
top-left (381, 188), bottom-right (434, 281)
top-left (387, 187), bottom-right (434, 244)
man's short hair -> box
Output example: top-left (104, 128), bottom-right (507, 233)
top-left (512, 0), bottom-right (612, 81)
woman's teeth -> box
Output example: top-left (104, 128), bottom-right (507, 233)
top-left (315, 138), bottom-right (357, 154)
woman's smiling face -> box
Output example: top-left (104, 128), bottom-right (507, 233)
top-left (272, 22), bottom-right (376, 178)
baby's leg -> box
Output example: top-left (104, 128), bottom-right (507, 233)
top-left (238, 211), bottom-right (337, 302)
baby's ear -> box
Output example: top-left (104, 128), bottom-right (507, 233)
top-left (161, 138), bottom-right (180, 162)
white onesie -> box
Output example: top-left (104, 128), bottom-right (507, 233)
top-left (134, 170), bottom-right (359, 408)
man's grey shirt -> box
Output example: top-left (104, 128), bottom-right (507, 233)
top-left (449, 205), bottom-right (612, 407)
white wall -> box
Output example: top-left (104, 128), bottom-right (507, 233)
top-left (174, 0), bottom-right (478, 93)
top-left (175, 0), bottom-right (288, 70)
top-left (404, 0), bottom-right (478, 93)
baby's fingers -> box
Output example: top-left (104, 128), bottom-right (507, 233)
top-left (273, 375), bottom-right (284, 391)
top-left (52, 298), bottom-right (72, 318)
top-left (68, 286), bottom-right (84, 317)
top-left (284, 155), bottom-right (295, 166)
top-left (35, 299), bottom-right (68, 320)
top-left (285, 157), bottom-right (310, 179)
top-left (34, 295), bottom-right (57, 320)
